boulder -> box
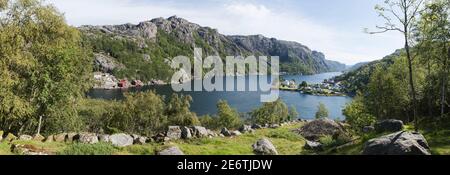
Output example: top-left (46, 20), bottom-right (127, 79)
top-left (109, 133), bottom-right (134, 147)
top-left (157, 146), bottom-right (185, 155)
top-left (0, 130), bottom-right (3, 141)
top-left (74, 133), bottom-right (99, 144)
top-left (33, 134), bottom-right (45, 142)
top-left (132, 135), bottom-right (147, 145)
top-left (54, 133), bottom-right (67, 142)
top-left (19, 135), bottom-right (33, 141)
top-left (66, 132), bottom-right (78, 142)
top-left (5, 133), bottom-right (17, 142)
top-left (363, 126), bottom-right (375, 133)
top-left (11, 144), bottom-right (53, 155)
top-left (206, 129), bottom-right (217, 137)
top-left (98, 134), bottom-right (111, 142)
top-left (181, 126), bottom-right (192, 139)
top-left (221, 128), bottom-right (232, 137)
top-left (152, 133), bottom-right (167, 143)
top-left (240, 125), bottom-right (254, 133)
top-left (297, 118), bottom-right (347, 141)
top-left (251, 124), bottom-right (263, 129)
top-left (166, 126), bottom-right (182, 140)
top-left (252, 138), bottom-right (278, 155)
top-left (375, 119), bottom-right (404, 133)
top-left (304, 140), bottom-right (323, 151)
top-left (231, 131), bottom-right (242, 136)
top-left (269, 124), bottom-right (280, 129)
top-left (45, 135), bottom-right (54, 143)
top-left (191, 126), bottom-right (208, 138)
top-left (363, 131), bottom-right (431, 155)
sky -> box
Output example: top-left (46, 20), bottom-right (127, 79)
top-left (46, 0), bottom-right (405, 65)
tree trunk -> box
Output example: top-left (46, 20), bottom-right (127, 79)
top-left (427, 60), bottom-right (433, 118)
top-left (441, 42), bottom-right (448, 118)
top-left (404, 31), bottom-right (418, 131)
top-left (37, 115), bottom-right (42, 135)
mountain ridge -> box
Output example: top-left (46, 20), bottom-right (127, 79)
top-left (80, 16), bottom-right (346, 81)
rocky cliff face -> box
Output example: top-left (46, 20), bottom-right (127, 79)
top-left (80, 16), bottom-right (346, 80)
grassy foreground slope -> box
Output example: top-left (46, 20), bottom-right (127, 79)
top-left (0, 123), bottom-right (304, 155)
top-left (1, 123), bottom-right (448, 155)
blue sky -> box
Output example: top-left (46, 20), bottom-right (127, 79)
top-left (47, 0), bottom-right (404, 65)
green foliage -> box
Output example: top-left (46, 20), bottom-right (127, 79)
top-left (0, 0), bottom-right (92, 135)
top-left (288, 105), bottom-right (299, 121)
top-left (365, 65), bottom-right (410, 120)
top-left (216, 100), bottom-right (242, 129)
top-left (343, 95), bottom-right (376, 134)
top-left (166, 94), bottom-right (200, 126)
top-left (250, 99), bottom-right (289, 125)
top-left (59, 143), bottom-right (117, 155)
top-left (105, 91), bottom-right (167, 136)
top-left (77, 92), bottom-right (201, 136)
top-left (299, 81), bottom-right (308, 88)
top-left (315, 103), bottom-right (329, 119)
top-left (319, 134), bottom-right (352, 149)
top-left (199, 115), bottom-right (218, 130)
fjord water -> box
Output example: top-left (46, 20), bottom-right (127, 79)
top-left (88, 72), bottom-right (352, 120)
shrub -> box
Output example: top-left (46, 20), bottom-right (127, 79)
top-left (106, 91), bottom-right (168, 136)
top-left (343, 95), bottom-right (376, 134)
top-left (251, 99), bottom-right (289, 125)
top-left (166, 94), bottom-right (200, 126)
top-left (216, 100), bottom-right (242, 129)
top-left (59, 143), bottom-right (118, 155)
top-left (199, 115), bottom-right (218, 130)
top-left (315, 103), bottom-right (329, 119)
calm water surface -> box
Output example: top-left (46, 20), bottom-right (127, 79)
top-left (87, 72), bottom-right (352, 120)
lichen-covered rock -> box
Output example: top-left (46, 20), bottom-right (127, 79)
top-left (157, 146), bottom-right (185, 155)
top-left (221, 128), bottom-right (232, 137)
top-left (363, 131), bottom-right (431, 155)
top-left (269, 124), bottom-right (280, 129)
top-left (131, 135), bottom-right (147, 145)
top-left (74, 133), bottom-right (99, 144)
top-left (231, 131), bottom-right (242, 136)
top-left (191, 126), bottom-right (208, 138)
top-left (252, 138), bottom-right (278, 155)
top-left (375, 119), bottom-right (404, 133)
top-left (109, 133), bottom-right (134, 147)
top-left (297, 118), bottom-right (347, 141)
top-left (11, 144), bottom-right (53, 155)
top-left (166, 126), bottom-right (182, 140)
top-left (66, 133), bottom-right (78, 142)
top-left (98, 134), bottom-right (111, 142)
top-left (304, 140), bottom-right (323, 151)
top-left (33, 134), bottom-right (45, 142)
top-left (19, 135), bottom-right (33, 141)
top-left (54, 133), bottom-right (67, 142)
top-left (5, 133), bottom-right (17, 142)
top-left (363, 126), bottom-right (375, 133)
top-left (240, 125), bottom-right (254, 133)
top-left (181, 127), bottom-right (192, 139)
top-left (45, 135), bottom-right (54, 143)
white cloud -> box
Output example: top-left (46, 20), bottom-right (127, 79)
top-left (46, 0), bottom-right (404, 65)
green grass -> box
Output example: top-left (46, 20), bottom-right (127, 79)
top-left (425, 130), bottom-right (450, 155)
top-left (58, 142), bottom-right (117, 155)
top-left (0, 142), bottom-right (13, 155)
top-left (0, 123), bottom-right (306, 155)
top-left (1, 123), bottom-right (448, 155)
top-left (170, 123), bottom-right (305, 155)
